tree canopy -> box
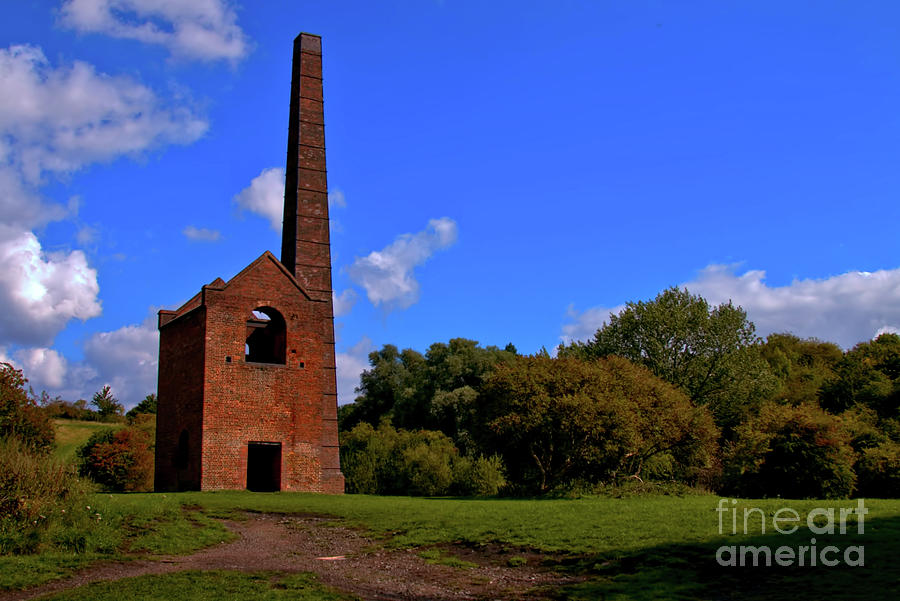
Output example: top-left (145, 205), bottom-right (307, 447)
top-left (560, 287), bottom-right (776, 431)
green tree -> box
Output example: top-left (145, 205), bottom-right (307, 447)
top-left (761, 333), bottom-right (843, 405)
top-left (90, 385), bottom-right (123, 422)
top-left (0, 363), bottom-right (54, 453)
top-left (339, 338), bottom-right (517, 453)
top-left (560, 287), bottom-right (776, 431)
top-left (339, 420), bottom-right (505, 496)
top-left (476, 355), bottom-right (719, 493)
top-left (723, 401), bottom-right (856, 499)
top-left (821, 333), bottom-right (900, 417)
top-left (126, 393), bottom-right (158, 421)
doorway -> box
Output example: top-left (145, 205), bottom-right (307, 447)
top-left (247, 441), bottom-right (282, 492)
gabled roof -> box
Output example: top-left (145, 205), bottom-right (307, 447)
top-left (169, 251), bottom-right (312, 318)
top-left (217, 250), bottom-right (312, 300)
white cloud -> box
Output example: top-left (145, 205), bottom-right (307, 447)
top-left (12, 317), bottom-right (159, 407)
top-left (562, 264), bottom-right (900, 350)
top-left (0, 43), bottom-right (207, 351)
top-left (328, 188), bottom-right (346, 209)
top-left (234, 167), bottom-right (284, 230)
top-left (335, 336), bottom-right (374, 405)
top-left (333, 288), bottom-right (357, 318)
top-left (687, 264), bottom-right (900, 348)
top-left (559, 303), bottom-right (624, 347)
top-left (81, 320), bottom-right (158, 404)
top-left (182, 225), bottom-right (221, 241)
top-left (14, 347), bottom-right (68, 389)
top-left (0, 44), bottom-right (208, 183)
top-left (59, 0), bottom-right (249, 62)
top-left (876, 326), bottom-right (900, 338)
top-left (0, 227), bottom-right (101, 347)
top-left (347, 217), bottom-right (458, 311)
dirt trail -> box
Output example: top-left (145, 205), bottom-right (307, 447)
top-left (1, 514), bottom-right (581, 601)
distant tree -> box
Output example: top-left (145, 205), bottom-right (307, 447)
top-left (91, 386), bottom-right (123, 422)
top-left (821, 333), bottom-right (900, 417)
top-left (126, 393), bottom-right (158, 421)
top-left (339, 338), bottom-right (517, 453)
top-left (0, 363), bottom-right (54, 453)
top-left (560, 287), bottom-right (776, 432)
top-left (476, 355), bottom-right (719, 493)
top-left (761, 333), bottom-right (843, 405)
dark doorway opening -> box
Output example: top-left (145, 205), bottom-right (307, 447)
top-left (247, 441), bottom-right (282, 492)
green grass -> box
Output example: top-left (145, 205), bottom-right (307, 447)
top-left (175, 492), bottom-right (900, 600)
top-left (5, 491), bottom-right (900, 600)
top-left (52, 419), bottom-right (123, 462)
top-left (38, 571), bottom-right (356, 601)
top-left (0, 494), bottom-right (232, 591)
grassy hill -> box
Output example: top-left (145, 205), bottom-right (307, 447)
top-left (53, 419), bottom-right (124, 462)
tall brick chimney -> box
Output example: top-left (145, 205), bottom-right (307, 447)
top-left (281, 32), bottom-right (332, 304)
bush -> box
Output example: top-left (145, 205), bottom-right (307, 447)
top-left (0, 362), bottom-right (54, 453)
top-left (723, 402), bottom-right (856, 498)
top-left (855, 442), bottom-right (900, 497)
top-left (77, 425), bottom-right (154, 492)
top-left (453, 454), bottom-right (507, 496)
top-left (340, 421), bottom-right (507, 496)
top-left (476, 355), bottom-right (720, 493)
top-left (0, 437), bottom-right (90, 553)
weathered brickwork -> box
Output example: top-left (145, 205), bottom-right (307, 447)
top-left (154, 33), bottom-right (343, 493)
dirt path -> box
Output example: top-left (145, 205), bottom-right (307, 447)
top-left (1, 514), bottom-right (582, 601)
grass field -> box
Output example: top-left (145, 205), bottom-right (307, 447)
top-left (3, 491), bottom-right (898, 600)
top-left (52, 419), bottom-right (124, 462)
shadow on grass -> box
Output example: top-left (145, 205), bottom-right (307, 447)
top-left (559, 511), bottom-right (900, 601)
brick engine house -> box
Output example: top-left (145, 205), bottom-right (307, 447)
top-left (154, 33), bottom-right (344, 493)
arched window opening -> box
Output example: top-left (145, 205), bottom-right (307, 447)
top-left (245, 306), bottom-right (286, 364)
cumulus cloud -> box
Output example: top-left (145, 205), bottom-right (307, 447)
top-left (234, 167), bottom-right (284, 230)
top-left (14, 347), bottom-right (68, 389)
top-left (348, 217), bottom-right (458, 311)
top-left (59, 0), bottom-right (249, 62)
top-left (0, 227), bottom-right (101, 347)
top-left (333, 289), bottom-right (357, 318)
top-left (686, 264), bottom-right (900, 348)
top-left (0, 43), bottom-right (207, 351)
top-left (335, 337), bottom-right (374, 405)
top-left (0, 44), bottom-right (207, 183)
top-left (11, 317), bottom-right (159, 407)
top-left (182, 225), bottom-right (221, 241)
top-left (562, 264), bottom-right (900, 350)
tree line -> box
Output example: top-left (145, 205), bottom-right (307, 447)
top-left (339, 288), bottom-right (900, 498)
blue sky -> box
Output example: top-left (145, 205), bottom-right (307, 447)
top-left (2, 1), bottom-right (899, 408)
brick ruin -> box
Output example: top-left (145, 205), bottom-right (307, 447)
top-left (154, 33), bottom-right (344, 493)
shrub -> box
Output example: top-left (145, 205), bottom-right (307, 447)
top-left (476, 355), bottom-right (720, 493)
top-left (453, 454), bottom-right (507, 496)
top-left (855, 442), bottom-right (900, 497)
top-left (0, 362), bottom-right (54, 453)
top-left (723, 402), bottom-right (856, 498)
top-left (340, 421), bottom-right (505, 496)
top-left (77, 426), bottom-right (154, 492)
top-left (0, 437), bottom-right (90, 553)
